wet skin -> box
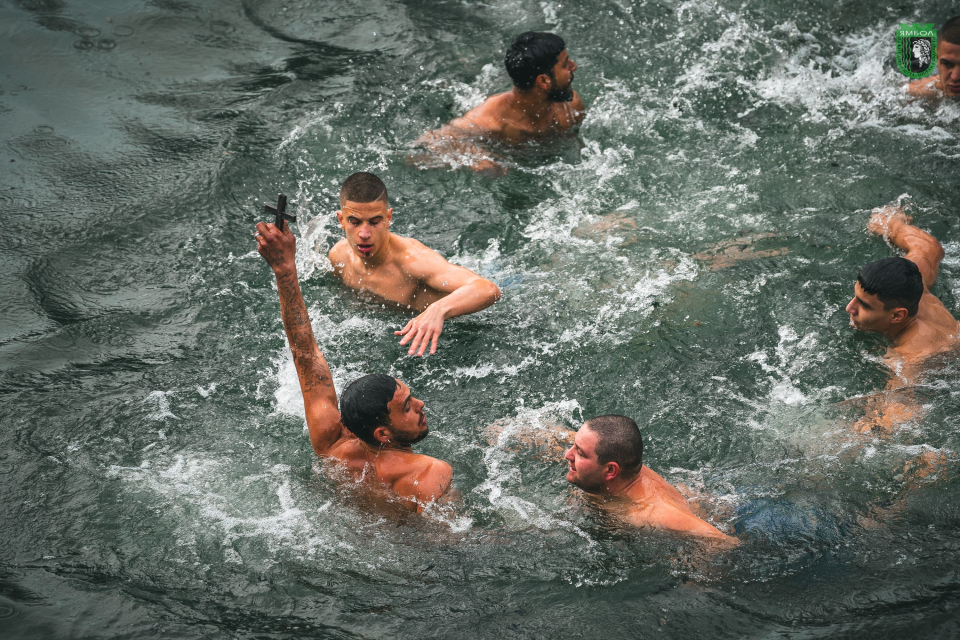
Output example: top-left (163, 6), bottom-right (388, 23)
top-left (906, 40), bottom-right (960, 98)
top-left (256, 220), bottom-right (452, 511)
top-left (329, 198), bottom-right (501, 356)
top-left (415, 49), bottom-right (586, 173)
top-left (564, 425), bottom-right (736, 542)
top-left (847, 208), bottom-right (959, 371)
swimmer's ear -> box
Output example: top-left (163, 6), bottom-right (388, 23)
top-left (335, 209), bottom-right (345, 227)
top-left (890, 307), bottom-right (911, 324)
top-left (534, 73), bottom-right (552, 93)
top-left (385, 207), bottom-right (393, 224)
top-left (372, 425), bottom-right (391, 445)
top-left (603, 461), bottom-right (621, 482)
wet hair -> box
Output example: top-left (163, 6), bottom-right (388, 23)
top-left (857, 257), bottom-right (923, 317)
top-left (504, 32), bottom-right (566, 90)
top-left (942, 16), bottom-right (960, 45)
top-left (585, 415), bottom-right (643, 477)
top-left (339, 172), bottom-right (388, 207)
top-left (339, 374), bottom-right (398, 445)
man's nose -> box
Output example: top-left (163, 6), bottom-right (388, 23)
top-left (570, 59), bottom-right (578, 72)
top-left (358, 225), bottom-right (372, 238)
top-left (564, 447), bottom-right (574, 462)
top-left (845, 298), bottom-right (856, 314)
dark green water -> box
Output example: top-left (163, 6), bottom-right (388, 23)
top-left (3, 0), bottom-right (960, 637)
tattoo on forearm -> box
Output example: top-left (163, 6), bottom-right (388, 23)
top-left (275, 271), bottom-right (333, 392)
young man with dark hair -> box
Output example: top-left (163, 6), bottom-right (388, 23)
top-left (907, 16), bottom-right (960, 99)
top-left (254, 218), bottom-right (452, 511)
top-left (564, 415), bottom-right (736, 542)
top-left (329, 172), bottom-right (501, 356)
top-left (846, 206), bottom-right (959, 371)
top-left (415, 31), bottom-right (585, 174)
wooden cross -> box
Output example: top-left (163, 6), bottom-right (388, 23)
top-left (264, 193), bottom-right (297, 231)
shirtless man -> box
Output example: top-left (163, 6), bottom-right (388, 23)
top-left (416, 31), bottom-right (586, 174)
top-left (329, 172), bottom-right (501, 356)
top-left (846, 206), bottom-right (959, 381)
top-left (564, 415), bottom-right (737, 542)
top-left (255, 217), bottom-right (452, 512)
top-left (907, 16), bottom-right (960, 100)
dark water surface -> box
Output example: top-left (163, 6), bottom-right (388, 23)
top-left (3, 0), bottom-right (960, 637)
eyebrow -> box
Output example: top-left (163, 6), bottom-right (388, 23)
top-left (855, 295), bottom-right (872, 309)
top-left (403, 395), bottom-right (411, 410)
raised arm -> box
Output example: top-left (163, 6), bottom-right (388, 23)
top-left (395, 244), bottom-right (501, 356)
top-left (868, 206), bottom-right (945, 290)
top-left (255, 221), bottom-right (346, 456)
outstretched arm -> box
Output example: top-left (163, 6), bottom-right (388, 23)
top-left (256, 221), bottom-right (346, 456)
top-left (395, 246), bottom-right (501, 356)
top-left (868, 206), bottom-right (945, 290)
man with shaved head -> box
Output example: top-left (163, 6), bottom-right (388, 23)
top-left (328, 171), bottom-right (501, 356)
top-left (907, 16), bottom-right (960, 99)
top-left (564, 415), bottom-right (736, 542)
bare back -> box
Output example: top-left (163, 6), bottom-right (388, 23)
top-left (617, 467), bottom-right (736, 542)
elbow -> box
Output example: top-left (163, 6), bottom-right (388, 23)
top-left (489, 281), bottom-right (502, 304)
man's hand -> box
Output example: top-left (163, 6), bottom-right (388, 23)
top-left (255, 221), bottom-right (296, 275)
top-left (395, 304), bottom-right (446, 356)
top-left (867, 206), bottom-right (912, 239)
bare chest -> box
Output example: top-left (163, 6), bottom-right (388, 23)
top-left (339, 263), bottom-right (435, 310)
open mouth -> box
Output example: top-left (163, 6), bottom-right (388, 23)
top-left (356, 244), bottom-right (373, 255)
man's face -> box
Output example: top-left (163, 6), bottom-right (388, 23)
top-left (336, 199), bottom-right (392, 260)
top-left (845, 281), bottom-right (902, 333)
top-left (937, 40), bottom-right (960, 97)
top-left (546, 49), bottom-right (577, 102)
top-left (564, 425), bottom-right (611, 493)
top-left (384, 380), bottom-right (428, 445)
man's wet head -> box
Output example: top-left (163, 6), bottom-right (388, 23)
top-left (505, 32), bottom-right (577, 102)
top-left (337, 172), bottom-right (392, 261)
top-left (565, 415), bottom-right (643, 494)
top-left (340, 374), bottom-right (428, 447)
top-left (846, 257), bottom-right (923, 334)
top-left (938, 16), bottom-right (960, 98)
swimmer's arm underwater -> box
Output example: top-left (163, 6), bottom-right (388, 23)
top-left (412, 126), bottom-right (506, 176)
top-left (256, 221), bottom-right (347, 456)
top-left (395, 244), bottom-right (501, 356)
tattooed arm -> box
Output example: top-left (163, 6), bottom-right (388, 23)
top-left (256, 221), bottom-right (347, 456)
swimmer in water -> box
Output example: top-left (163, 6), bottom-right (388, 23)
top-left (846, 205), bottom-right (959, 384)
top-left (328, 171), bottom-right (501, 356)
top-left (906, 16), bottom-right (960, 100)
top-left (564, 415), bottom-right (737, 542)
top-left (415, 31), bottom-right (586, 174)
top-left (255, 219), bottom-right (452, 512)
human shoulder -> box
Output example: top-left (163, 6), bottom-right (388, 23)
top-left (452, 92), bottom-right (512, 134)
top-left (392, 454), bottom-right (453, 504)
top-left (328, 240), bottom-right (352, 276)
top-left (393, 237), bottom-right (451, 277)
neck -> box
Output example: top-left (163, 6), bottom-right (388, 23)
top-left (361, 439), bottom-right (412, 456)
top-left (607, 468), bottom-right (643, 498)
top-left (885, 314), bottom-right (919, 344)
top-left (507, 87), bottom-right (553, 124)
